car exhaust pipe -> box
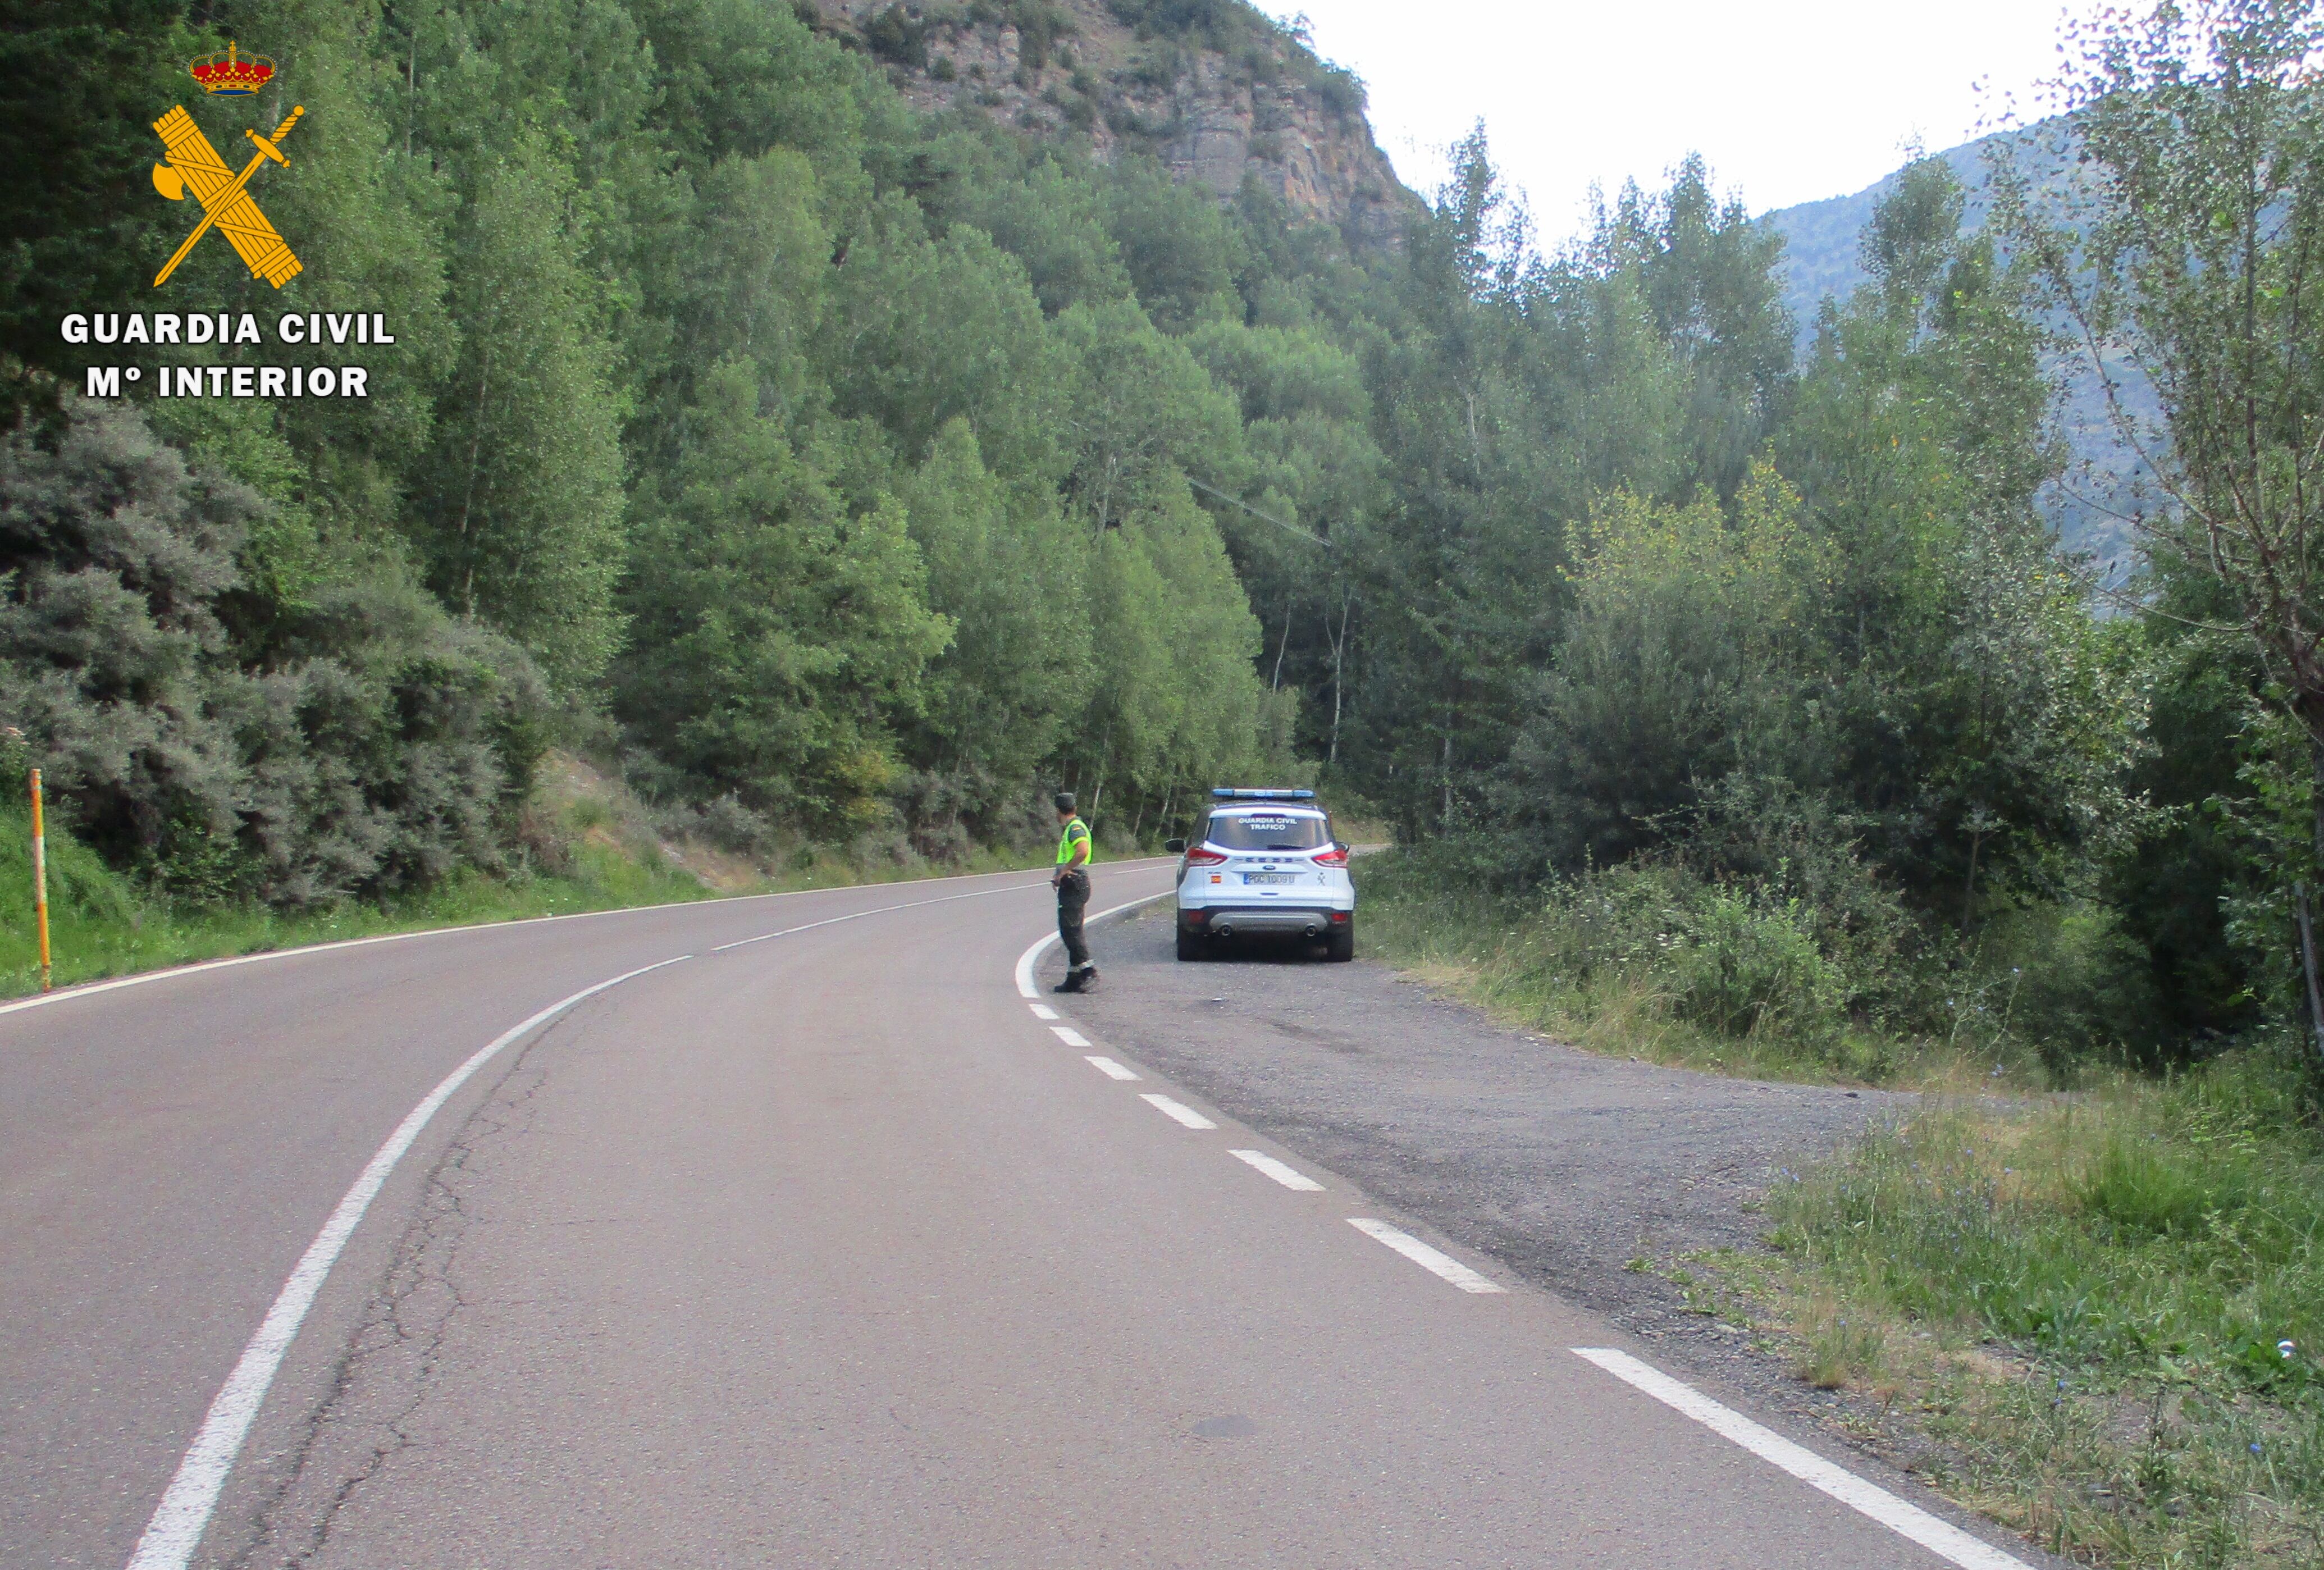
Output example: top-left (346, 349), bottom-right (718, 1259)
top-left (1302, 923), bottom-right (1321, 939)
top-left (1214, 923), bottom-right (1234, 939)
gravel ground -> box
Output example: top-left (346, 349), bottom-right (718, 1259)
top-left (1055, 902), bottom-right (1951, 1465)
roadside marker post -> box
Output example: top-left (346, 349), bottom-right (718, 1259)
top-left (29, 767), bottom-right (51, 991)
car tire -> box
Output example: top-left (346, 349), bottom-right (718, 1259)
top-left (1177, 927), bottom-right (1204, 961)
top-left (1325, 920), bottom-right (1354, 962)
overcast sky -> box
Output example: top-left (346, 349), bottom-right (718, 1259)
top-left (1286, 1), bottom-right (2083, 241)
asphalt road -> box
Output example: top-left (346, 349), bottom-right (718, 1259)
top-left (1, 863), bottom-right (2042, 1568)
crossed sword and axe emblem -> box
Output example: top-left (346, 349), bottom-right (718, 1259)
top-left (150, 103), bottom-right (305, 289)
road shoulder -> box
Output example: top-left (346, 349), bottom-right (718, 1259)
top-left (1058, 903), bottom-right (1967, 1479)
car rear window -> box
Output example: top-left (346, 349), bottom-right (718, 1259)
top-left (1207, 812), bottom-right (1331, 851)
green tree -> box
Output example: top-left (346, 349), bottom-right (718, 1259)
top-left (615, 359), bottom-right (949, 826)
top-left (417, 137), bottom-right (627, 689)
top-left (895, 419), bottom-right (1091, 815)
top-left (1053, 299), bottom-right (1243, 531)
top-left (955, 158), bottom-right (1133, 316)
top-left (822, 213), bottom-right (1071, 484)
top-left (1102, 154), bottom-right (1247, 330)
top-left (1505, 465), bottom-right (1825, 871)
top-left (1998, 0), bottom-right (2324, 870)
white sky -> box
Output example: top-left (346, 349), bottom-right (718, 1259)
top-left (1286, 1), bottom-right (2084, 240)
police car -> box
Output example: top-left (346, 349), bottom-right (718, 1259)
top-left (1164, 788), bottom-right (1354, 962)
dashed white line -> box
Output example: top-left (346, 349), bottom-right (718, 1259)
top-left (1085, 1056), bottom-right (1141, 1081)
top-left (1029, 1004), bottom-right (1059, 1020)
top-left (1140, 1093), bottom-right (1216, 1130)
top-left (1230, 1149), bottom-right (1324, 1191)
top-left (123, 955), bottom-right (693, 1570)
top-left (1569, 1348), bottom-right (2035, 1570)
top-left (1049, 1025), bottom-right (1092, 1048)
top-left (1346, 1218), bottom-right (1506, 1293)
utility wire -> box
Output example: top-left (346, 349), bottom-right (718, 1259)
top-left (1182, 473), bottom-right (1331, 549)
top-left (1054, 413), bottom-right (1331, 549)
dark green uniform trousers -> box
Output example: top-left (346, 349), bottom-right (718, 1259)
top-left (1056, 868), bottom-right (1091, 969)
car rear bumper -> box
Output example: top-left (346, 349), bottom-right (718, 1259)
top-left (1179, 905), bottom-right (1352, 937)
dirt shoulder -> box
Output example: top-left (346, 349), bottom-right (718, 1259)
top-left (1058, 903), bottom-right (1925, 1455)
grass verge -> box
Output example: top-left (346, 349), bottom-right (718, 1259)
top-left (1702, 1062), bottom-right (2324, 1568)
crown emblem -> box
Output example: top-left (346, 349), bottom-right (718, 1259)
top-left (188, 41), bottom-right (275, 95)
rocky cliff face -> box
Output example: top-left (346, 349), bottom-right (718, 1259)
top-left (801, 0), bottom-right (1420, 253)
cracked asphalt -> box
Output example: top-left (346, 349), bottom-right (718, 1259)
top-left (2, 868), bottom-right (2045, 1569)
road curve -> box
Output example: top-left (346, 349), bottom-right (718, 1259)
top-left (1, 862), bottom-right (2035, 1568)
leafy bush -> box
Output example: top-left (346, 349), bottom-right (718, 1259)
top-left (1528, 862), bottom-right (1850, 1042)
top-left (1, 399), bottom-right (549, 905)
top-left (1313, 64), bottom-right (1364, 118)
top-left (861, 4), bottom-right (927, 69)
top-left (1664, 884), bottom-right (1844, 1037)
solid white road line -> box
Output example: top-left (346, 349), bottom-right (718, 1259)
top-left (1029, 1004), bottom-right (1059, 1020)
top-left (1140, 1093), bottom-right (1216, 1130)
top-left (1049, 1025), bottom-right (1091, 1047)
top-left (1346, 1218), bottom-right (1506, 1294)
top-left (1569, 1348), bottom-right (2035, 1570)
top-left (122, 955), bottom-right (692, 1570)
top-left (1086, 1055), bottom-right (1142, 1081)
top-left (710, 881), bottom-right (1044, 953)
top-left (1230, 1149), bottom-right (1324, 1192)
top-left (2, 861), bottom-right (1155, 1021)
top-left (1013, 889), bottom-right (1174, 997)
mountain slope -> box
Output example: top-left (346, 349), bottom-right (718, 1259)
top-left (1761, 126), bottom-right (2152, 577)
top-left (800, 0), bottom-right (1421, 252)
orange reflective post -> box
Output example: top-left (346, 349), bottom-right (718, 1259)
top-left (29, 767), bottom-right (49, 992)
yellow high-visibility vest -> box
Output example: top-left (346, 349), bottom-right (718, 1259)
top-left (1056, 815), bottom-right (1092, 867)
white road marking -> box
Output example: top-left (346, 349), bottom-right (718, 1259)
top-left (1049, 1025), bottom-right (1091, 1047)
top-left (711, 881), bottom-right (1042, 953)
top-left (1346, 1218), bottom-right (1506, 1293)
top-left (121, 955), bottom-right (692, 1570)
top-left (1029, 1004), bottom-right (1059, 1020)
top-left (1013, 889), bottom-right (1174, 997)
top-left (1570, 1348), bottom-right (2035, 1570)
top-left (1140, 1093), bottom-right (1216, 1130)
top-left (1086, 1055), bottom-right (1141, 1081)
top-left (1230, 1149), bottom-right (1324, 1191)
top-left (3, 860), bottom-right (1164, 1021)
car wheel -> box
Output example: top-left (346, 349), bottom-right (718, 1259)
top-left (1177, 927), bottom-right (1204, 961)
top-left (1325, 920), bottom-right (1354, 962)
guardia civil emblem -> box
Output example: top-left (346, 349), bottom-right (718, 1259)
top-left (150, 43), bottom-right (303, 289)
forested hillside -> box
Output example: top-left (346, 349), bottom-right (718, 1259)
top-left (5, 0), bottom-right (2321, 1084)
top-left (1761, 124), bottom-right (2158, 577)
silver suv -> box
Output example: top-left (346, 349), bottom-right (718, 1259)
top-left (1163, 789), bottom-right (1354, 961)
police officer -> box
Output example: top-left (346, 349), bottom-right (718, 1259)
top-left (1051, 791), bottom-right (1097, 993)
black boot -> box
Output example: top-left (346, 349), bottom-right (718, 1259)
top-left (1052, 971), bottom-right (1085, 994)
top-left (1076, 965), bottom-right (1098, 991)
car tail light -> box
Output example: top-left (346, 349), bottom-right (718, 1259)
top-left (1186, 845), bottom-right (1228, 866)
top-left (1312, 845), bottom-right (1348, 867)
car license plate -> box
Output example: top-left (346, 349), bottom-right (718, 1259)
top-left (1243, 872), bottom-right (1297, 885)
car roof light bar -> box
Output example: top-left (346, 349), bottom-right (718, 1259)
top-left (1211, 787), bottom-right (1316, 800)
